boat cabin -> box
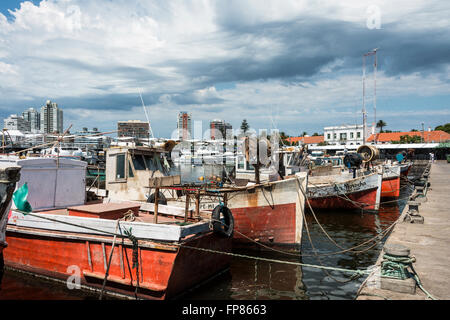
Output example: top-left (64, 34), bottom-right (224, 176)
top-left (105, 146), bottom-right (172, 201)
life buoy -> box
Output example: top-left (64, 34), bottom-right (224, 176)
top-left (147, 191), bottom-right (167, 205)
top-left (211, 205), bottom-right (234, 238)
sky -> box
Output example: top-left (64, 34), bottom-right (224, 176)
top-left (0, 0), bottom-right (449, 138)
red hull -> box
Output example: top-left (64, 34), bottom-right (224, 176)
top-left (381, 176), bottom-right (400, 198)
top-left (231, 203), bottom-right (297, 246)
top-left (4, 228), bottom-right (231, 299)
top-left (307, 187), bottom-right (378, 210)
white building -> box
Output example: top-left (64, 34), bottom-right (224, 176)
top-left (40, 100), bottom-right (63, 133)
top-left (3, 114), bottom-right (31, 133)
top-left (323, 124), bottom-right (370, 146)
top-left (22, 108), bottom-right (41, 133)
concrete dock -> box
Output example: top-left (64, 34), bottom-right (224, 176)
top-left (357, 160), bottom-right (450, 300)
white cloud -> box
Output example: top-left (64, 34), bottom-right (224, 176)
top-left (0, 0), bottom-right (448, 135)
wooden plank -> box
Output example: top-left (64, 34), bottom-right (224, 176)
top-left (180, 221), bottom-right (215, 239)
top-left (8, 210), bottom-right (183, 241)
top-left (154, 187), bottom-right (159, 224)
top-left (6, 226), bottom-right (178, 251)
top-left (149, 175), bottom-right (181, 188)
top-left (140, 202), bottom-right (194, 217)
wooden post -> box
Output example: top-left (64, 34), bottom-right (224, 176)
top-left (195, 189), bottom-right (200, 220)
top-left (223, 192), bottom-right (228, 207)
top-left (184, 191), bottom-right (190, 223)
top-left (255, 137), bottom-right (261, 184)
top-left (154, 187), bottom-right (159, 224)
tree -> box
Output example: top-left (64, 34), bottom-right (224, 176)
top-left (392, 135), bottom-right (422, 144)
top-left (312, 132), bottom-right (319, 136)
top-left (435, 123), bottom-right (450, 134)
top-left (376, 120), bottom-right (387, 133)
top-left (301, 131), bottom-right (307, 137)
top-left (240, 119), bottom-right (249, 134)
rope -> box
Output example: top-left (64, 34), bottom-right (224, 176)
top-left (178, 244), bottom-right (370, 277)
top-left (11, 209), bottom-right (370, 280)
top-left (99, 219), bottom-right (120, 300)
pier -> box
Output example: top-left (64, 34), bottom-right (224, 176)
top-left (357, 160), bottom-right (450, 300)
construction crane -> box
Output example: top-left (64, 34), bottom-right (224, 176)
top-left (138, 88), bottom-right (155, 139)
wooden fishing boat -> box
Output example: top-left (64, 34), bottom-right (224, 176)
top-left (104, 146), bottom-right (308, 250)
top-left (0, 163), bottom-right (21, 289)
top-left (195, 173), bottom-right (308, 249)
top-left (307, 171), bottom-right (382, 211)
top-left (1, 156), bottom-right (232, 300)
top-left (379, 163), bottom-right (401, 198)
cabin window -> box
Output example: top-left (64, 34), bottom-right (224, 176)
top-left (132, 155), bottom-right (147, 170)
top-left (116, 154), bottom-right (126, 179)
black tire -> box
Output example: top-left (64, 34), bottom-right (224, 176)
top-left (147, 191), bottom-right (167, 205)
top-left (211, 205), bottom-right (234, 238)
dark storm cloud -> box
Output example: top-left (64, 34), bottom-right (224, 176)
top-left (0, 92), bottom-right (161, 116)
top-left (168, 17), bottom-right (450, 88)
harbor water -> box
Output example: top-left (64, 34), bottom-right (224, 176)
top-left (0, 164), bottom-right (412, 300)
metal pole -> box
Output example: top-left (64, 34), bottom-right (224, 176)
top-left (362, 54), bottom-right (367, 145)
top-left (373, 50), bottom-right (377, 145)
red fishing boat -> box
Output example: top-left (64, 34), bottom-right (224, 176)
top-left (104, 146), bottom-right (308, 250)
top-left (307, 171), bottom-right (382, 211)
top-left (379, 163), bottom-right (401, 198)
top-left (202, 173), bottom-right (308, 249)
top-left (1, 156), bottom-right (232, 300)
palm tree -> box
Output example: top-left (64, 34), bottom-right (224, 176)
top-left (376, 120), bottom-right (387, 133)
top-left (240, 119), bottom-right (249, 134)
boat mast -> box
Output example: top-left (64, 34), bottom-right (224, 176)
top-left (362, 54), bottom-right (367, 145)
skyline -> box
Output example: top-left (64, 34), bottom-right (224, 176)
top-left (0, 0), bottom-right (449, 138)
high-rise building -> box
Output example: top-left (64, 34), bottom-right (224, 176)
top-left (3, 114), bottom-right (31, 132)
top-left (40, 100), bottom-right (63, 133)
top-left (22, 108), bottom-right (41, 133)
top-left (210, 119), bottom-right (232, 140)
top-left (117, 120), bottom-right (149, 139)
top-left (177, 111), bottom-right (192, 140)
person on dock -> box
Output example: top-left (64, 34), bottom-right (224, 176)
top-left (429, 152), bottom-right (435, 163)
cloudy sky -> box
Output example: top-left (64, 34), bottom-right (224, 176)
top-left (0, 0), bottom-right (449, 138)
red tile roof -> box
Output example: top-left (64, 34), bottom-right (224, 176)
top-left (367, 130), bottom-right (450, 143)
top-left (286, 135), bottom-right (324, 144)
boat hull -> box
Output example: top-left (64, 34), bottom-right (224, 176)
top-left (226, 173), bottom-right (307, 248)
top-left (381, 176), bottom-right (401, 198)
top-left (4, 227), bottom-right (231, 300)
top-left (380, 165), bottom-right (401, 198)
top-left (307, 172), bottom-right (382, 211)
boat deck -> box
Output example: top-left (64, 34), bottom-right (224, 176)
top-left (35, 204), bottom-right (199, 225)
